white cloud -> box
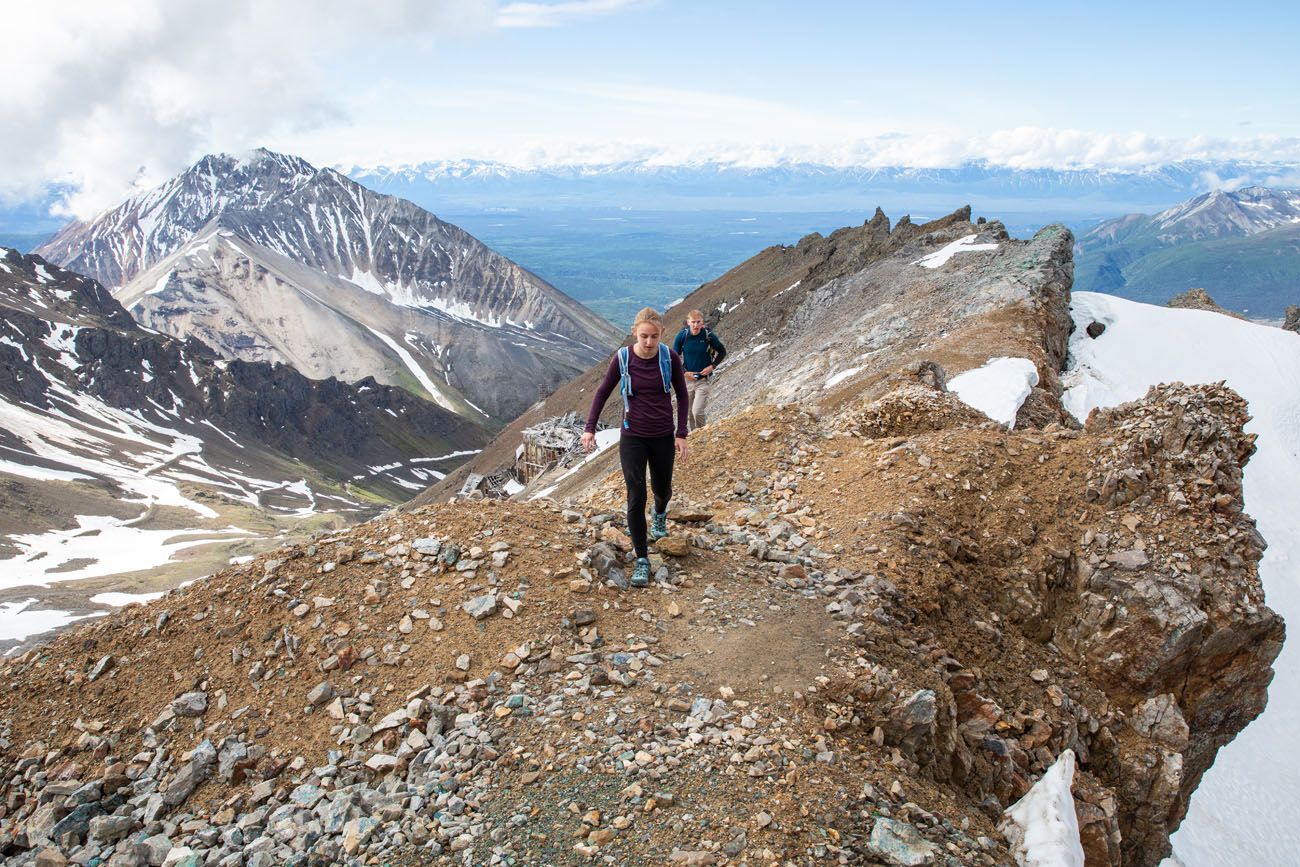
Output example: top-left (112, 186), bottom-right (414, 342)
top-left (497, 0), bottom-right (654, 29)
top-left (5, 0), bottom-right (1299, 221)
top-left (1199, 171), bottom-right (1252, 192)
top-left (1264, 171), bottom-right (1300, 190)
top-left (0, 0), bottom-right (496, 218)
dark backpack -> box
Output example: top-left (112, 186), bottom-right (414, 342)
top-left (675, 326), bottom-right (721, 364)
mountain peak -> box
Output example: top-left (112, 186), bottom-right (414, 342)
top-left (34, 149), bottom-right (622, 421)
top-left (192, 147), bottom-right (318, 181)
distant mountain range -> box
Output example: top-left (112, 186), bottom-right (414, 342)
top-left (0, 247), bottom-right (486, 574)
top-left (36, 149), bottom-right (623, 423)
top-left (346, 158), bottom-right (1300, 216)
top-left (1074, 187), bottom-right (1300, 316)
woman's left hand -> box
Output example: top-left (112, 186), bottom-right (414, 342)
top-left (675, 437), bottom-right (688, 461)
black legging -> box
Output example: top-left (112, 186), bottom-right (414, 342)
top-left (620, 434), bottom-right (675, 558)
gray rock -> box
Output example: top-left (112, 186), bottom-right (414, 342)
top-left (1109, 548), bottom-right (1149, 569)
top-left (307, 681), bottom-right (334, 707)
top-left (49, 803), bottom-right (103, 846)
top-left (218, 738), bottom-right (249, 781)
top-left (866, 817), bottom-right (940, 866)
top-left (163, 740), bottom-right (215, 807)
top-left (1131, 694), bottom-right (1191, 751)
top-left (587, 542), bottom-right (619, 577)
top-left (290, 784), bottom-right (327, 809)
top-left (413, 537), bottom-right (442, 556)
top-left (88, 654), bottom-right (114, 681)
top-left (462, 593), bottom-right (497, 620)
top-left (885, 689), bottom-right (938, 763)
top-left (1284, 305), bottom-right (1300, 334)
top-left (171, 691), bottom-right (208, 717)
top-left (89, 814), bottom-right (137, 844)
top-left (140, 833), bottom-right (173, 866)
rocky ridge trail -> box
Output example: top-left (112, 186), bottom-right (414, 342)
top-left (0, 361), bottom-right (1280, 865)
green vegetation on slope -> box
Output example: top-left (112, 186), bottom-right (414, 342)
top-left (1076, 224), bottom-right (1300, 316)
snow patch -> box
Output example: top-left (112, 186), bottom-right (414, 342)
top-left (90, 591), bottom-right (165, 607)
top-left (2, 516), bottom-right (253, 589)
top-left (913, 234), bottom-right (1000, 269)
top-left (42, 325), bottom-right (81, 369)
top-left (0, 598), bottom-right (105, 643)
top-left (825, 366), bottom-right (864, 389)
top-left (412, 449), bottom-right (481, 464)
top-left (948, 357), bottom-right (1039, 427)
top-left (998, 750), bottom-right (1085, 867)
top-left (362, 325), bottom-right (458, 413)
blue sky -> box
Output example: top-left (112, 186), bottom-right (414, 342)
top-left (5, 0), bottom-right (1299, 215)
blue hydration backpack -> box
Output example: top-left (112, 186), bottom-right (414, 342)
top-left (617, 343), bottom-right (672, 429)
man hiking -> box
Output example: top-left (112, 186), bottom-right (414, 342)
top-left (672, 310), bottom-right (726, 431)
top-left (582, 307), bottom-right (689, 588)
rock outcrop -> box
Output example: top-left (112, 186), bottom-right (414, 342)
top-left (1283, 305), bottom-right (1300, 333)
top-left (1165, 287), bottom-right (1245, 319)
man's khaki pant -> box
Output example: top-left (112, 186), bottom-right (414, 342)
top-left (686, 377), bottom-right (710, 431)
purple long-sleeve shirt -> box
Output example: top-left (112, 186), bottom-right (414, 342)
top-left (586, 347), bottom-right (689, 438)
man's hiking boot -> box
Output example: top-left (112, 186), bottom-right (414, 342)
top-left (650, 509), bottom-right (669, 541)
top-left (631, 557), bottom-right (652, 587)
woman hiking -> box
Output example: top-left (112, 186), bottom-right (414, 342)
top-left (582, 307), bottom-right (689, 587)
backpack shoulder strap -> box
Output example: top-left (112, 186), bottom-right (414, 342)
top-left (658, 343), bottom-right (672, 392)
top-left (617, 347), bottom-right (632, 428)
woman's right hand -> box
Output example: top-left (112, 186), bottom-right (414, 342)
top-left (581, 431), bottom-right (596, 452)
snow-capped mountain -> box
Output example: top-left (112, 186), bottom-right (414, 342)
top-left (1085, 186), bottom-right (1300, 246)
top-left (0, 247), bottom-right (487, 640)
top-left (36, 149), bottom-right (623, 422)
top-left (1073, 186), bottom-right (1300, 315)
top-left (346, 157), bottom-right (1300, 214)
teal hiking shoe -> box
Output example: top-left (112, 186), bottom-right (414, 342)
top-left (631, 557), bottom-right (651, 587)
top-left (650, 509), bottom-right (669, 541)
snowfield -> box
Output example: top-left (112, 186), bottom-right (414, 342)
top-left (1063, 292), bottom-right (1300, 867)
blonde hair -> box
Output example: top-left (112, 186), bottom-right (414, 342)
top-left (631, 307), bottom-right (663, 334)
top-left (687, 309), bottom-right (704, 321)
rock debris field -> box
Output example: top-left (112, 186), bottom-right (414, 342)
top-left (0, 375), bottom-right (1280, 867)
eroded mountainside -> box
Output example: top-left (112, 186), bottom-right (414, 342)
top-left (0, 212), bottom-right (1283, 867)
top-left (0, 248), bottom-right (487, 627)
